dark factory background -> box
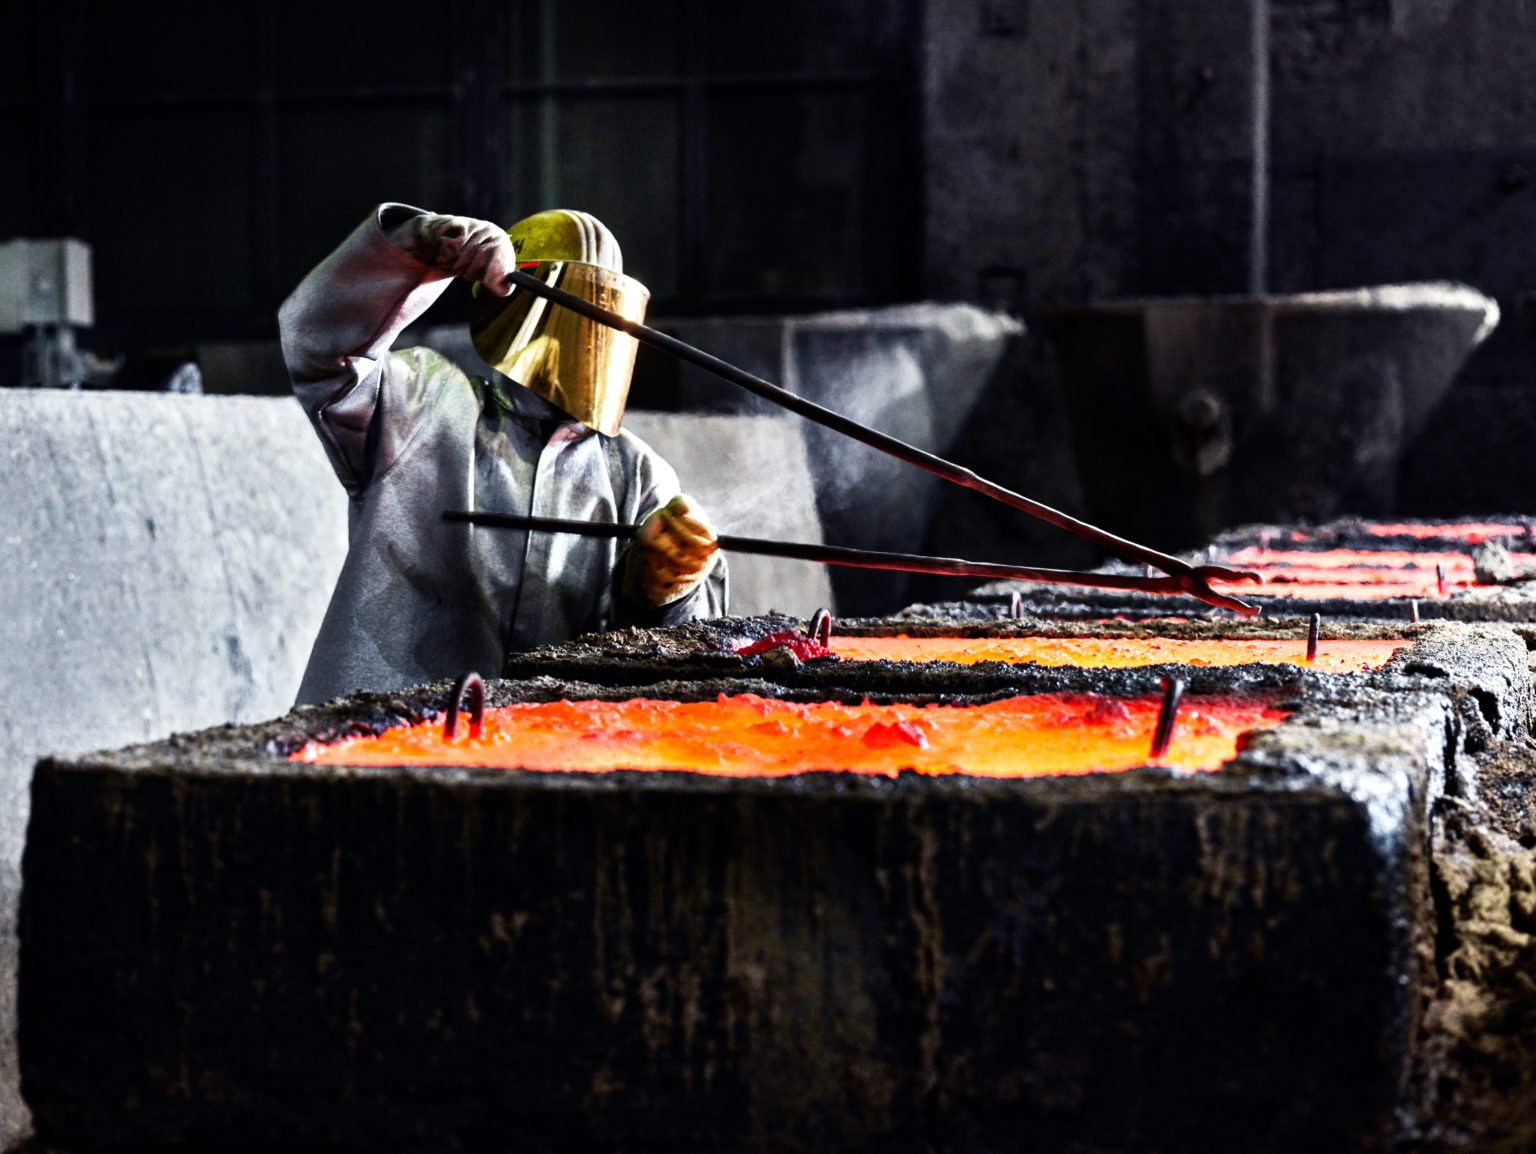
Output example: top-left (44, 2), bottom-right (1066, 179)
top-left (4, 6), bottom-right (1536, 1146)
top-left (5, 2), bottom-right (923, 339)
top-left (3, 0), bottom-right (1535, 519)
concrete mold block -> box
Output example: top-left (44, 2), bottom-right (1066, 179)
top-left (0, 387), bottom-right (350, 1150)
top-left (16, 625), bottom-right (1532, 1153)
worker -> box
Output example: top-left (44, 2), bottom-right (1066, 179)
top-left (280, 202), bottom-right (726, 705)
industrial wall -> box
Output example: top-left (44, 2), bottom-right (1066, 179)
top-left (0, 0), bottom-right (922, 354)
top-left (922, 0), bottom-right (1536, 511)
top-left (6, 2), bottom-right (1532, 517)
top-left (7, 3), bottom-right (1532, 353)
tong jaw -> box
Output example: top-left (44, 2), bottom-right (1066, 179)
top-left (1163, 564), bottom-right (1264, 615)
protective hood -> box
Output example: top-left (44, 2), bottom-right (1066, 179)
top-left (469, 259), bottom-right (650, 436)
top-left (469, 209), bottom-right (647, 436)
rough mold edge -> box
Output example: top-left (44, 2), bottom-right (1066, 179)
top-left (1208, 515), bottom-right (1536, 554)
top-left (1376, 624), bottom-right (1535, 802)
top-left (1402, 788), bottom-right (1536, 1153)
top-left (1230, 688), bottom-right (1456, 1148)
top-left (833, 614), bottom-right (1430, 640)
top-left (952, 581), bottom-right (1536, 624)
top-left (498, 609), bottom-right (1425, 684)
top-left (495, 616), bottom-right (1525, 722)
top-left (1225, 619), bottom-right (1533, 1153)
top-left (955, 517), bottom-right (1536, 624)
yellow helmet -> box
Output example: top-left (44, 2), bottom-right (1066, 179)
top-left (469, 209), bottom-right (650, 436)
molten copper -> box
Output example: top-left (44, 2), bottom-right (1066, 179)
top-left (1208, 546), bottom-right (1535, 600)
top-left (737, 629), bottom-right (835, 659)
top-left (826, 635), bottom-right (1404, 673)
top-left (1280, 521), bottom-right (1530, 545)
top-left (1357, 521), bottom-right (1529, 543)
top-left (293, 691), bottom-right (1289, 778)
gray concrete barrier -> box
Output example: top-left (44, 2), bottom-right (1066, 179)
top-left (0, 388), bottom-right (350, 1147)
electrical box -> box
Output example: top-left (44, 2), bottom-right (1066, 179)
top-left (0, 238), bottom-right (94, 333)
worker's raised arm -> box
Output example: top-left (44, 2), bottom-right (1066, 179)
top-left (277, 203), bottom-right (516, 495)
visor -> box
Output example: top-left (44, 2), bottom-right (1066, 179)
top-left (470, 260), bottom-right (650, 436)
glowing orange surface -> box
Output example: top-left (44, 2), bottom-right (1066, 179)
top-left (1208, 546), bottom-right (1534, 600)
top-left (1361, 522), bottom-right (1529, 543)
top-left (829, 635), bottom-right (1404, 672)
top-left (1281, 522), bottom-right (1530, 544)
top-left (1224, 547), bottom-right (1505, 571)
top-left (293, 692), bottom-right (1289, 778)
top-left (1228, 582), bottom-right (1449, 600)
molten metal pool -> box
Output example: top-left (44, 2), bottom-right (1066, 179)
top-left (828, 634), bottom-right (1404, 671)
top-left (1320, 521), bottom-right (1530, 544)
top-left (1208, 546), bottom-right (1535, 600)
top-left (293, 691), bottom-right (1289, 777)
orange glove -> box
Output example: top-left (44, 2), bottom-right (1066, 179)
top-left (623, 495), bottom-right (720, 607)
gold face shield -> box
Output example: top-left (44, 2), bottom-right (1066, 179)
top-left (469, 261), bottom-right (651, 436)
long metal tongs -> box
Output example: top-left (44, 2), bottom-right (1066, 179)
top-left (495, 267), bottom-right (1261, 614)
top-left (444, 512), bottom-right (1237, 600)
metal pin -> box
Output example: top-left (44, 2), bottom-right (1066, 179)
top-left (1010, 590), bottom-right (1023, 619)
top-left (444, 671), bottom-right (485, 740)
top-left (808, 608), bottom-right (832, 648)
top-left (1410, 598), bottom-right (1420, 623)
top-left (1306, 612), bottom-right (1320, 662)
top-left (1150, 676), bottom-right (1185, 760)
top-left (1436, 564), bottom-right (1447, 596)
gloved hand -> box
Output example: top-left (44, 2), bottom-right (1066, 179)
top-left (623, 494), bottom-right (720, 607)
top-left (386, 212), bottom-right (516, 296)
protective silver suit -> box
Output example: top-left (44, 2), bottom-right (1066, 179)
top-left (280, 204), bottom-right (727, 705)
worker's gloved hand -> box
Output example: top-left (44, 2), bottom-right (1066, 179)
top-left (623, 495), bottom-right (720, 607)
top-left (386, 212), bottom-right (516, 296)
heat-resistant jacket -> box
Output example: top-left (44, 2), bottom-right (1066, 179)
top-left (279, 204), bottom-right (726, 705)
